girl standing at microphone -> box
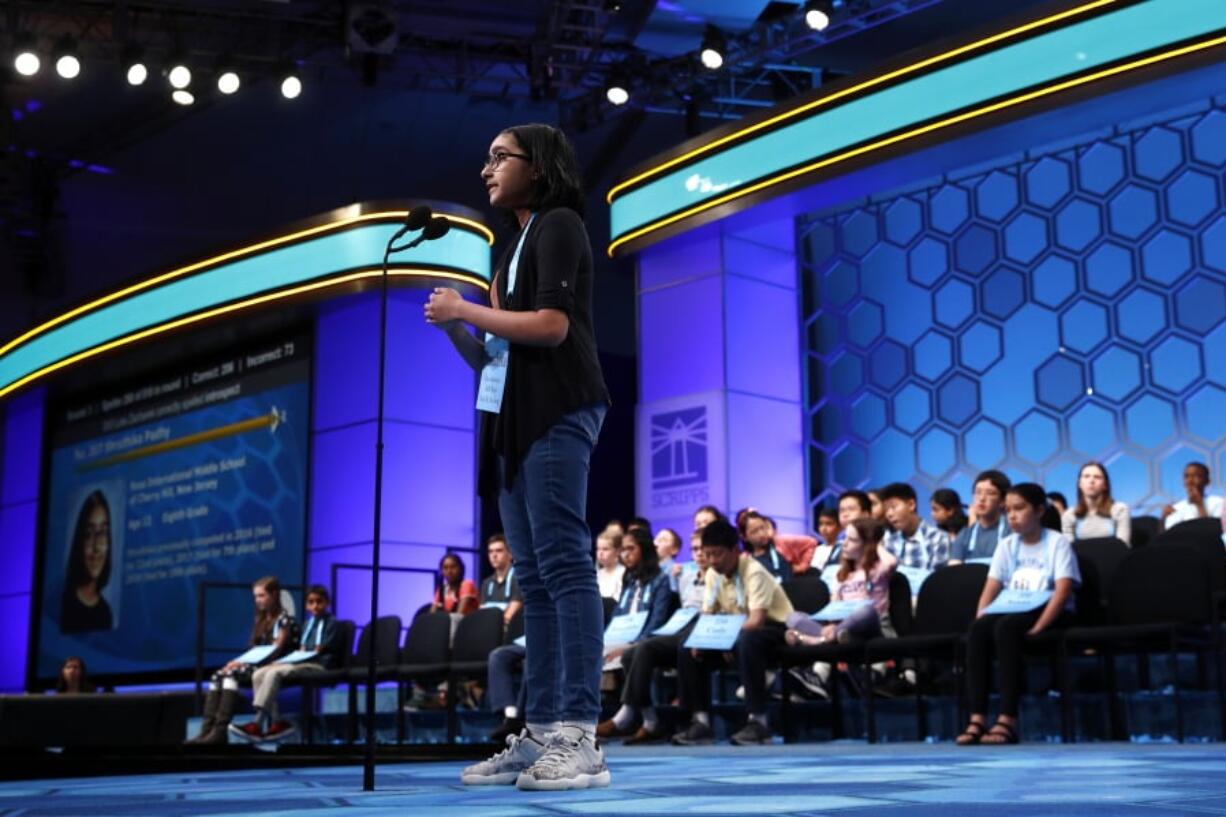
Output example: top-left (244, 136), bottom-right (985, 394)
top-left (426, 123), bottom-right (610, 791)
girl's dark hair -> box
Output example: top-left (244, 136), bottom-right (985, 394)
top-left (837, 517), bottom-right (886, 583)
top-left (66, 491), bottom-right (111, 591)
top-left (931, 488), bottom-right (968, 535)
top-left (500, 123), bottom-right (585, 218)
top-left (439, 552), bottom-right (466, 589)
top-left (251, 575), bottom-right (284, 644)
top-left (1073, 461), bottom-right (1114, 518)
top-left (623, 527), bottom-right (660, 583)
top-left (1008, 482), bottom-right (1049, 513)
top-left (55, 656), bottom-right (95, 693)
top-left (737, 509), bottom-right (769, 540)
top-left (694, 504), bottom-right (727, 523)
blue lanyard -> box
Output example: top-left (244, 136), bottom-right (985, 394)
top-left (620, 577), bottom-right (652, 612)
top-left (968, 516), bottom-right (1007, 554)
top-left (301, 617), bottom-right (318, 648)
top-left (505, 213), bottom-right (536, 297)
top-left (486, 566), bottom-right (514, 599)
top-left (769, 546), bottom-right (780, 572)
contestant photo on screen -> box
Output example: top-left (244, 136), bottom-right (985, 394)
top-left (59, 482), bottom-right (125, 634)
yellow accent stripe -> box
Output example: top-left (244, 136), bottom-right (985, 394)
top-left (0, 212), bottom-right (493, 359)
top-left (607, 32), bottom-right (1226, 257)
top-left (0, 268), bottom-right (488, 400)
top-left (605, 0), bottom-right (1117, 204)
top-left (81, 411), bottom-right (280, 470)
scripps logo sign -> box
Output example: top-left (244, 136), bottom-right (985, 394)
top-left (649, 406), bottom-right (709, 508)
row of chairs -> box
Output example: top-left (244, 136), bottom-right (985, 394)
top-left (775, 517), bottom-right (1226, 743)
top-left (289, 606), bottom-right (522, 743)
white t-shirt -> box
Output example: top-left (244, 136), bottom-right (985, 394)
top-left (988, 528), bottom-right (1081, 612)
top-left (597, 563), bottom-right (625, 600)
top-left (1165, 495), bottom-right (1225, 529)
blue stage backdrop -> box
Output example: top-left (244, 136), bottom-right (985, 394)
top-left (800, 96), bottom-right (1226, 518)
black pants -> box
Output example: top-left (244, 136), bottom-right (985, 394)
top-left (965, 609), bottom-right (1073, 718)
top-left (620, 628), bottom-right (692, 708)
top-left (676, 622), bottom-right (787, 715)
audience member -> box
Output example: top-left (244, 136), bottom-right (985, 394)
top-left (867, 489), bottom-right (886, 522)
top-left (693, 505), bottom-right (726, 531)
top-left (626, 516), bottom-right (653, 535)
top-left (1161, 462), bottom-right (1223, 529)
top-left (788, 517), bottom-right (898, 645)
top-left (481, 534), bottom-right (523, 626)
top-left (817, 507), bottom-right (841, 545)
top-left (671, 519), bottom-right (795, 746)
top-left (432, 553), bottom-right (479, 615)
top-left (770, 517), bottom-right (818, 576)
top-left (1061, 462), bottom-right (1131, 543)
top-left (1046, 492), bottom-right (1068, 517)
top-left (596, 532), bottom-right (709, 744)
top-left (605, 528), bottom-right (676, 664)
top-left (595, 530), bottom-right (626, 600)
top-left (654, 527), bottom-right (684, 591)
top-left (738, 510), bottom-right (795, 582)
top-left (930, 488), bottom-right (968, 537)
top-left (185, 576), bottom-right (297, 744)
top-left (812, 490), bottom-right (871, 573)
top-left (957, 483), bottom-right (1080, 746)
top-left (950, 470), bottom-right (1011, 564)
top-left (54, 656), bottom-right (96, 694)
top-left (881, 483), bottom-right (951, 570)
top-left (233, 584), bottom-right (345, 742)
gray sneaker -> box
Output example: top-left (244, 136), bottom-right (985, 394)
top-left (460, 729), bottom-right (548, 785)
top-left (516, 731), bottom-right (611, 791)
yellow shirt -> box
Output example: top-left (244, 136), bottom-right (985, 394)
top-left (702, 554), bottom-right (794, 624)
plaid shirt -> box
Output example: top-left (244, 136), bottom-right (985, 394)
top-left (885, 519), bottom-right (951, 570)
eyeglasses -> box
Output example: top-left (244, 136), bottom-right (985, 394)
top-left (483, 150), bottom-right (531, 170)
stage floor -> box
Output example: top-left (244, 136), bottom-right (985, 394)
top-left (3, 742), bottom-right (1225, 816)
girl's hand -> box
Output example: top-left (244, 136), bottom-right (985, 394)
top-left (425, 288), bottom-right (464, 325)
top-left (821, 623), bottom-right (837, 641)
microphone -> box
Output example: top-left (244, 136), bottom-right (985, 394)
top-left (389, 205), bottom-right (433, 243)
top-left (394, 215), bottom-right (451, 251)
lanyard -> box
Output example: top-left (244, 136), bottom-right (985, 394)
top-left (620, 577), bottom-right (652, 612)
top-left (301, 617), bottom-right (318, 649)
top-left (487, 566), bottom-right (514, 599)
top-left (968, 516), bottom-right (1007, 554)
top-left (769, 546), bottom-right (780, 572)
top-left (505, 213), bottom-right (536, 298)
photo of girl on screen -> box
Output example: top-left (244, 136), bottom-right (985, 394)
top-left (60, 490), bottom-right (114, 633)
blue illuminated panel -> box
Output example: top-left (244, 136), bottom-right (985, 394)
top-left (0, 217), bottom-right (491, 397)
top-left (800, 93), bottom-right (1226, 517)
top-left (610, 0), bottom-right (1226, 250)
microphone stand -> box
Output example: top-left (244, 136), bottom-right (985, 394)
top-left (363, 216), bottom-right (445, 792)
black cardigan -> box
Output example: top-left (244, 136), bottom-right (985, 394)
top-left (477, 207), bottom-right (610, 500)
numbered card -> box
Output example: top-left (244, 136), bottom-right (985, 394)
top-left (653, 607), bottom-right (700, 636)
top-left (232, 645), bottom-right (276, 665)
top-left (476, 336), bottom-right (510, 413)
top-left (811, 599), bottom-right (873, 622)
top-left (896, 565), bottom-right (932, 593)
top-left (683, 614), bottom-right (747, 651)
top-left (481, 601), bottom-right (508, 611)
top-left (277, 649), bottom-right (319, 664)
top-left (981, 588), bottom-right (1053, 616)
top-left (965, 557), bottom-right (994, 565)
top-left (513, 635), bottom-right (526, 648)
top-left (604, 611), bottom-right (649, 646)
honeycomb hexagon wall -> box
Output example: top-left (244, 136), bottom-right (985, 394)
top-left (799, 99), bottom-right (1226, 520)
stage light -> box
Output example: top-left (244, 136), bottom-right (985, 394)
top-left (217, 69), bottom-right (240, 95)
top-left (123, 46), bottom-right (147, 85)
top-left (53, 36), bottom-right (80, 79)
top-left (700, 26), bottom-right (726, 70)
top-left (168, 57), bottom-right (192, 89)
top-left (605, 68), bottom-right (630, 105)
top-left (280, 67), bottom-right (302, 99)
top-left (804, 1), bottom-right (833, 32)
top-left (172, 89), bottom-right (194, 105)
top-left (13, 34), bottom-right (39, 77)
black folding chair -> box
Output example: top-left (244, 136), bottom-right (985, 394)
top-left (862, 563), bottom-right (989, 741)
top-left (445, 607), bottom-right (507, 741)
top-left (782, 576), bottom-right (831, 615)
top-left (391, 611), bottom-right (452, 742)
top-left (1059, 545), bottom-right (1226, 742)
top-left (1130, 515), bottom-right (1161, 549)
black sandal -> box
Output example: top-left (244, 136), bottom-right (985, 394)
top-left (981, 718), bottom-right (1019, 745)
top-left (955, 721), bottom-right (986, 745)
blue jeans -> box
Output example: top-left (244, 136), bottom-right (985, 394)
top-left (499, 403), bottom-right (606, 724)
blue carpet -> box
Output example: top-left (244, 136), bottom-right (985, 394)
top-left (3, 743), bottom-right (1226, 816)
